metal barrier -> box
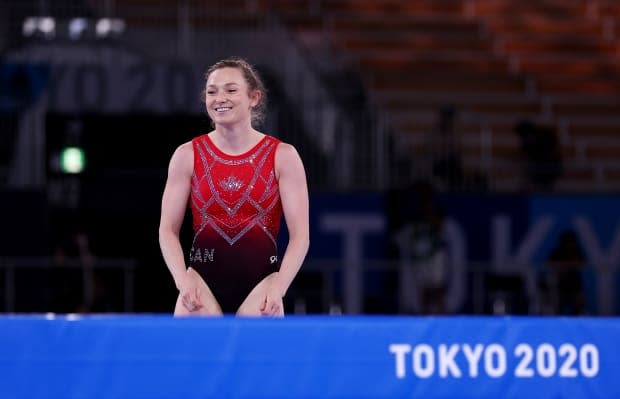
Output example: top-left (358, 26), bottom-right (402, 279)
top-left (0, 256), bottom-right (137, 313)
top-left (292, 259), bottom-right (614, 316)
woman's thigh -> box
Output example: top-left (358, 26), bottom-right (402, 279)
top-left (174, 267), bottom-right (223, 316)
top-left (236, 272), bottom-right (284, 317)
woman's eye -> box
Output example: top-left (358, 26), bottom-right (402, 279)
top-left (207, 91), bottom-right (215, 95)
top-left (227, 89), bottom-right (237, 93)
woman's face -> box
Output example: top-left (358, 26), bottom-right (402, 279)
top-left (205, 67), bottom-right (259, 127)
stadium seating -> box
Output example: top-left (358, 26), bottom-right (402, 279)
top-left (263, 0), bottom-right (620, 191)
top-left (116, 0), bottom-right (620, 191)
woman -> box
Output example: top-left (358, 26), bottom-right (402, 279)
top-left (159, 58), bottom-right (309, 316)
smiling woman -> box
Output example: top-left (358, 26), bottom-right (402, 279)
top-left (203, 58), bottom-right (268, 129)
top-left (158, 57), bottom-right (310, 317)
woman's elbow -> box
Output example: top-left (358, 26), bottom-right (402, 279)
top-left (298, 234), bottom-right (310, 253)
top-left (158, 226), bottom-right (178, 244)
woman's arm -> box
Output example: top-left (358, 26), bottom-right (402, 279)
top-left (262, 143), bottom-right (310, 314)
top-left (158, 142), bottom-right (195, 296)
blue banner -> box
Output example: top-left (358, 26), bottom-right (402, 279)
top-left (299, 193), bottom-right (620, 314)
top-left (0, 315), bottom-right (618, 398)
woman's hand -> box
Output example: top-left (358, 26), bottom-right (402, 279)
top-left (260, 280), bottom-right (284, 317)
top-left (179, 271), bottom-right (203, 312)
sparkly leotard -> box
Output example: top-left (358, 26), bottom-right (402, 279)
top-left (189, 134), bottom-right (282, 313)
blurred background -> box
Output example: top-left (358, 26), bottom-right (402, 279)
top-left (1, 0), bottom-right (619, 316)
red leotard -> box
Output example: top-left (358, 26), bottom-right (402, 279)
top-left (188, 134), bottom-right (282, 312)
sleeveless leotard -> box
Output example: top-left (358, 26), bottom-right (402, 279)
top-left (189, 134), bottom-right (282, 313)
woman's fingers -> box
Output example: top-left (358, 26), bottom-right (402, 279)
top-left (260, 297), bottom-right (281, 316)
top-left (182, 288), bottom-right (203, 311)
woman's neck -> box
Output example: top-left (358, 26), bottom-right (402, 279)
top-left (210, 125), bottom-right (264, 155)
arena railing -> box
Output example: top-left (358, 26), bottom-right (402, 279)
top-left (0, 256), bottom-right (137, 313)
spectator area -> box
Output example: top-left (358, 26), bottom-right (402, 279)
top-left (259, 0), bottom-right (620, 191)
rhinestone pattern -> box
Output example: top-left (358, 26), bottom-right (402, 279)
top-left (190, 134), bottom-right (282, 248)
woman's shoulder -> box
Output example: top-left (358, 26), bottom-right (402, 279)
top-left (168, 140), bottom-right (194, 171)
top-left (176, 140), bottom-right (194, 156)
top-left (178, 132), bottom-right (211, 155)
top-left (274, 140), bottom-right (297, 156)
top-left (274, 140), bottom-right (302, 168)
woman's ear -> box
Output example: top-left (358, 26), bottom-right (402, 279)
top-left (249, 90), bottom-right (261, 108)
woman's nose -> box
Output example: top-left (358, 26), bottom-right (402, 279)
top-left (215, 91), bottom-right (228, 103)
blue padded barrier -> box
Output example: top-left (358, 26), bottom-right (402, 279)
top-left (0, 315), bottom-right (619, 398)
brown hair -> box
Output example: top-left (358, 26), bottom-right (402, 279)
top-left (203, 57), bottom-right (267, 126)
